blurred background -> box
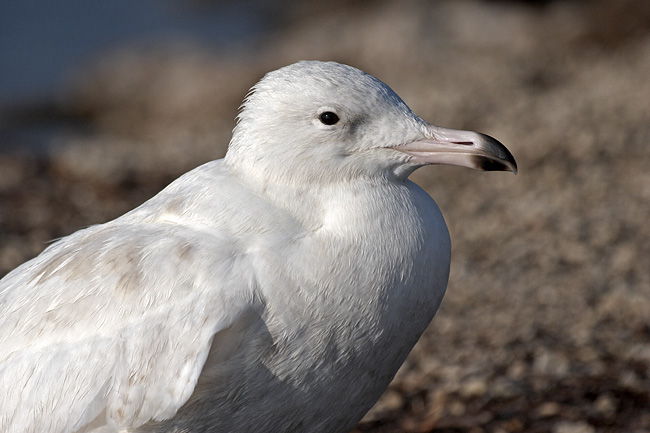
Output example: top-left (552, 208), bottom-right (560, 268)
top-left (1, 0), bottom-right (649, 431)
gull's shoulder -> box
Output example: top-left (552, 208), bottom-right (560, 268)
top-left (121, 159), bottom-right (299, 238)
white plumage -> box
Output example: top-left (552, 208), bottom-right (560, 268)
top-left (0, 61), bottom-right (516, 433)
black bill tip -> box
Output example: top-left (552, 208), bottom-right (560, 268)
top-left (475, 133), bottom-right (518, 174)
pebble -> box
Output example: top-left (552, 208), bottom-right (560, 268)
top-left (537, 402), bottom-right (561, 417)
top-left (553, 420), bottom-right (595, 433)
top-left (593, 393), bottom-right (617, 417)
top-left (459, 378), bottom-right (489, 398)
top-left (532, 349), bottom-right (570, 378)
top-left (490, 377), bottom-right (526, 399)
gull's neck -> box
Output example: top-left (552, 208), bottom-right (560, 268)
top-left (223, 157), bottom-right (404, 234)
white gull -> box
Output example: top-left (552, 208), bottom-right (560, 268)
top-left (0, 61), bottom-right (516, 433)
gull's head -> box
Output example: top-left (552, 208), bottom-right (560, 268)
top-left (225, 61), bottom-right (517, 184)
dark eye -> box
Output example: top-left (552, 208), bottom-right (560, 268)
top-left (319, 111), bottom-right (339, 125)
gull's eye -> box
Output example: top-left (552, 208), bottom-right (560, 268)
top-left (319, 111), bottom-right (339, 125)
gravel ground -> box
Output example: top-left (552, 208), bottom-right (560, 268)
top-left (1, 1), bottom-right (649, 432)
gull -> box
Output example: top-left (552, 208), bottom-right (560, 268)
top-left (0, 61), bottom-right (516, 433)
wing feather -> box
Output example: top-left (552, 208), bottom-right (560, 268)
top-left (0, 221), bottom-right (257, 433)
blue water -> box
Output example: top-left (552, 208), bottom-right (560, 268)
top-left (0, 0), bottom-right (278, 104)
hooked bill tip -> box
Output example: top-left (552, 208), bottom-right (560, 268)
top-left (475, 133), bottom-right (518, 174)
